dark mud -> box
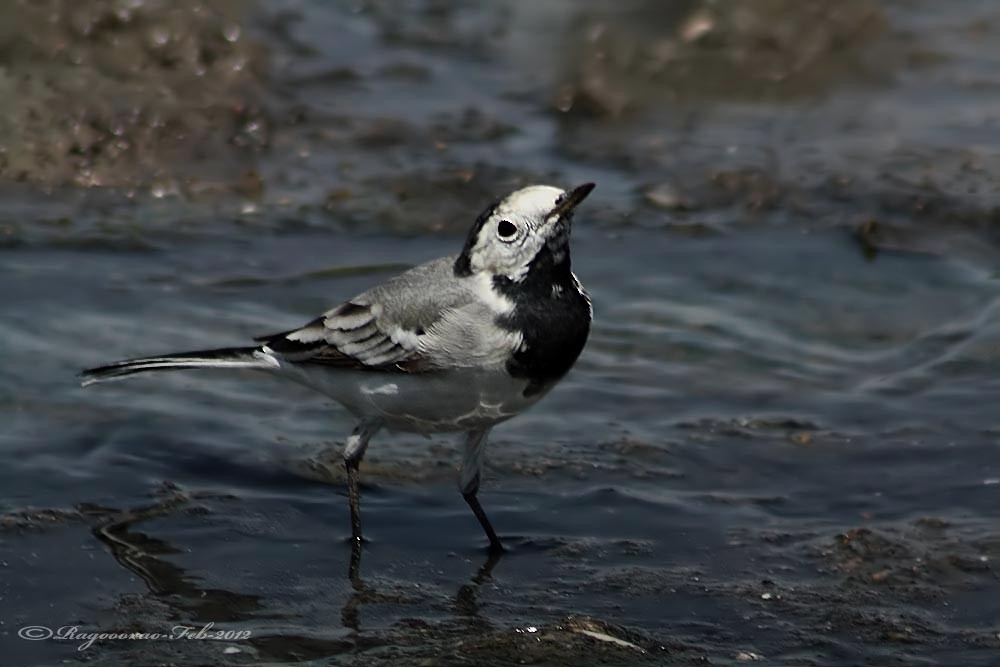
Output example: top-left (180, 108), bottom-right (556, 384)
top-left (2, 1), bottom-right (1000, 665)
top-left (0, 0), bottom-right (266, 191)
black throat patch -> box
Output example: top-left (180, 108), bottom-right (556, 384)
top-left (494, 244), bottom-right (591, 397)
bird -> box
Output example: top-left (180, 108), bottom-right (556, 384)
top-left (81, 182), bottom-right (595, 552)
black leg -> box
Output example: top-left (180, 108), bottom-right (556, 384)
top-left (348, 534), bottom-right (363, 582)
top-left (459, 428), bottom-right (501, 551)
top-left (341, 420), bottom-right (381, 546)
top-left (463, 491), bottom-right (504, 553)
top-left (346, 458), bottom-right (363, 544)
top-left (342, 536), bottom-right (366, 631)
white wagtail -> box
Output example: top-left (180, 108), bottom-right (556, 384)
top-left (81, 183), bottom-right (595, 552)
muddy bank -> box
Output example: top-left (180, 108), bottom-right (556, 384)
top-left (0, 0), bottom-right (266, 191)
top-left (4, 0), bottom-right (1000, 253)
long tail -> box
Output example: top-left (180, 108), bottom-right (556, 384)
top-left (80, 346), bottom-right (279, 387)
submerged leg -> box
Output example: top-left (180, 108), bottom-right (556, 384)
top-left (459, 428), bottom-right (503, 552)
top-left (343, 419), bottom-right (382, 544)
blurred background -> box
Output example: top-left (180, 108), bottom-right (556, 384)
top-left (2, 1), bottom-right (1000, 665)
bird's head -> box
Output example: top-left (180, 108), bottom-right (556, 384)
top-left (454, 183), bottom-right (595, 281)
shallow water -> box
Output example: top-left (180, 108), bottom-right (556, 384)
top-left (3, 1), bottom-right (1000, 665)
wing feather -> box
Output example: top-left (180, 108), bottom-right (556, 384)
top-left (258, 301), bottom-right (418, 370)
top-left (254, 256), bottom-right (517, 373)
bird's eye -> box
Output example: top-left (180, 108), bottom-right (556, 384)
top-left (497, 219), bottom-right (517, 239)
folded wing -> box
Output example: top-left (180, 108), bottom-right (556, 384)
top-left (257, 300), bottom-right (424, 371)
top-left (255, 256), bottom-right (481, 373)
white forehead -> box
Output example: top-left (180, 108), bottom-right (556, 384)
top-left (494, 185), bottom-right (565, 222)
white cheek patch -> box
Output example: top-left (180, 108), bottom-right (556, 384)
top-left (467, 185), bottom-right (569, 280)
top-left (469, 224), bottom-right (542, 282)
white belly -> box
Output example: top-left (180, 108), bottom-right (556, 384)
top-left (273, 363), bottom-right (548, 433)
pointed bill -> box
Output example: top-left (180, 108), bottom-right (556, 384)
top-left (547, 183), bottom-right (595, 221)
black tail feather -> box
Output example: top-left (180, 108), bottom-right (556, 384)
top-left (80, 346), bottom-right (273, 386)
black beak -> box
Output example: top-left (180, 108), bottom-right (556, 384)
top-left (548, 182), bottom-right (595, 220)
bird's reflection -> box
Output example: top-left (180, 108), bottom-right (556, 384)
top-left (87, 490), bottom-right (264, 622)
top-left (454, 549), bottom-right (503, 617)
top-left (341, 538), bottom-right (504, 631)
top-left (88, 488), bottom-right (506, 635)
top-left (340, 539), bottom-right (367, 631)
